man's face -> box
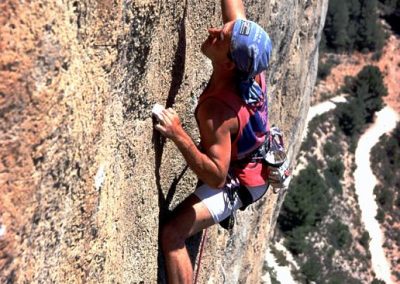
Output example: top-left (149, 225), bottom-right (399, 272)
top-left (201, 20), bottom-right (235, 64)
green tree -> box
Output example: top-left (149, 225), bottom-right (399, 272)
top-left (322, 0), bottom-right (386, 52)
top-left (379, 0), bottom-right (400, 14)
top-left (285, 226), bottom-right (310, 255)
top-left (324, 0), bottom-right (350, 50)
top-left (393, 122), bottom-right (400, 146)
top-left (379, 0), bottom-right (400, 35)
top-left (353, 66), bottom-right (388, 122)
top-left (301, 256), bottom-right (323, 282)
top-left (347, 0), bottom-right (362, 50)
top-left (278, 166), bottom-right (331, 255)
top-left (278, 166), bottom-right (330, 232)
top-left (326, 271), bottom-right (363, 284)
top-left (317, 56), bottom-right (340, 80)
top-left (324, 159), bottom-right (345, 194)
top-left (376, 208), bottom-right (385, 222)
top-left (357, 0), bottom-right (385, 51)
top-left (328, 220), bottom-right (351, 249)
top-left (375, 185), bottom-right (394, 209)
top-left (327, 159), bottom-right (345, 179)
top-left (371, 278), bottom-right (386, 284)
top-left (359, 231), bottom-right (370, 249)
top-left (337, 100), bottom-right (365, 136)
top-left (340, 66), bottom-right (387, 127)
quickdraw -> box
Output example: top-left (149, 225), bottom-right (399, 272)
top-left (234, 125), bottom-right (292, 190)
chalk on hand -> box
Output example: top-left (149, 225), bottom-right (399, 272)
top-left (152, 103), bottom-right (165, 117)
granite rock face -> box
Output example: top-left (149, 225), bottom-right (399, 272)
top-left (0, 0), bottom-right (327, 282)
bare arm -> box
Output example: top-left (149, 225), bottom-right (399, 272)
top-left (221, 0), bottom-right (246, 23)
top-left (154, 101), bottom-right (235, 188)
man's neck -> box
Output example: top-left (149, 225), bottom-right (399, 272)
top-left (208, 68), bottom-right (237, 93)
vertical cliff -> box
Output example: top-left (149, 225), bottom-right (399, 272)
top-left (0, 0), bottom-right (327, 282)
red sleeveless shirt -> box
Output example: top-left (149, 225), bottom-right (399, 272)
top-left (195, 73), bottom-right (269, 187)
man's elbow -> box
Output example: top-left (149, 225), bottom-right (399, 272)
top-left (206, 174), bottom-right (227, 189)
top-left (214, 180), bottom-right (227, 189)
top-left (199, 162), bottom-right (229, 188)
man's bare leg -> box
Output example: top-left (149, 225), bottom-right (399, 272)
top-left (161, 194), bottom-right (215, 284)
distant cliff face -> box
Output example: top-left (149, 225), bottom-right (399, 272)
top-left (0, 0), bottom-right (327, 283)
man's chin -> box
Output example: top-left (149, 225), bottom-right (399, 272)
top-left (200, 45), bottom-right (210, 58)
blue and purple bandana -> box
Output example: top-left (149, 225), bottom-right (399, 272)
top-left (230, 19), bottom-right (272, 105)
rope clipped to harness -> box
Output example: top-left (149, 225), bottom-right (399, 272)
top-left (225, 174), bottom-right (240, 234)
top-left (193, 228), bottom-right (208, 284)
top-left (218, 173), bottom-right (255, 232)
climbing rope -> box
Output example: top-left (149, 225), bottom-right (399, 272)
top-left (193, 228), bottom-right (208, 284)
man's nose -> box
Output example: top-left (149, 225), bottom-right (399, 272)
top-left (208, 29), bottom-right (224, 41)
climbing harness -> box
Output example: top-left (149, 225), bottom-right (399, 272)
top-left (217, 173), bottom-right (254, 232)
top-left (217, 126), bottom-right (292, 232)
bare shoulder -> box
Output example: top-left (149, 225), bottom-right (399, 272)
top-left (197, 97), bottom-right (238, 134)
top-left (198, 97), bottom-right (236, 122)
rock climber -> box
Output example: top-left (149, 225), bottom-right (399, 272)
top-left (154, 0), bottom-right (273, 282)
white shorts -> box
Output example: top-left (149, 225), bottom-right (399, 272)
top-left (194, 183), bottom-right (268, 223)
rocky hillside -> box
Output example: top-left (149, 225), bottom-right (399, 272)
top-left (0, 0), bottom-right (327, 282)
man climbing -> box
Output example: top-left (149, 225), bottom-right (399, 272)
top-left (154, 0), bottom-right (273, 282)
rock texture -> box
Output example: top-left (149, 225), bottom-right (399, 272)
top-left (0, 0), bottom-right (327, 283)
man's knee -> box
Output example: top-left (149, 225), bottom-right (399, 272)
top-left (161, 221), bottom-right (186, 252)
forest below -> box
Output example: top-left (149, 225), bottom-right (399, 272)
top-left (268, 0), bottom-right (400, 283)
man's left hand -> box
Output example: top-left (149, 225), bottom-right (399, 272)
top-left (154, 108), bottom-right (183, 141)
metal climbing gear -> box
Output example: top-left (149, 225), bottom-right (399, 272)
top-left (225, 174), bottom-right (240, 233)
top-left (268, 159), bottom-right (291, 190)
top-left (236, 125), bottom-right (291, 190)
top-left (263, 126), bottom-right (287, 167)
top-left (265, 126), bottom-right (291, 190)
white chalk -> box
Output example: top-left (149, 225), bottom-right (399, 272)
top-left (95, 165), bottom-right (105, 191)
top-left (0, 225), bottom-right (6, 237)
top-left (152, 103), bottom-right (165, 117)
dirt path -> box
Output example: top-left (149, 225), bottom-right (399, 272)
top-left (301, 95), bottom-right (347, 142)
top-left (354, 106), bottom-right (400, 284)
top-left (264, 241), bottom-right (298, 284)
